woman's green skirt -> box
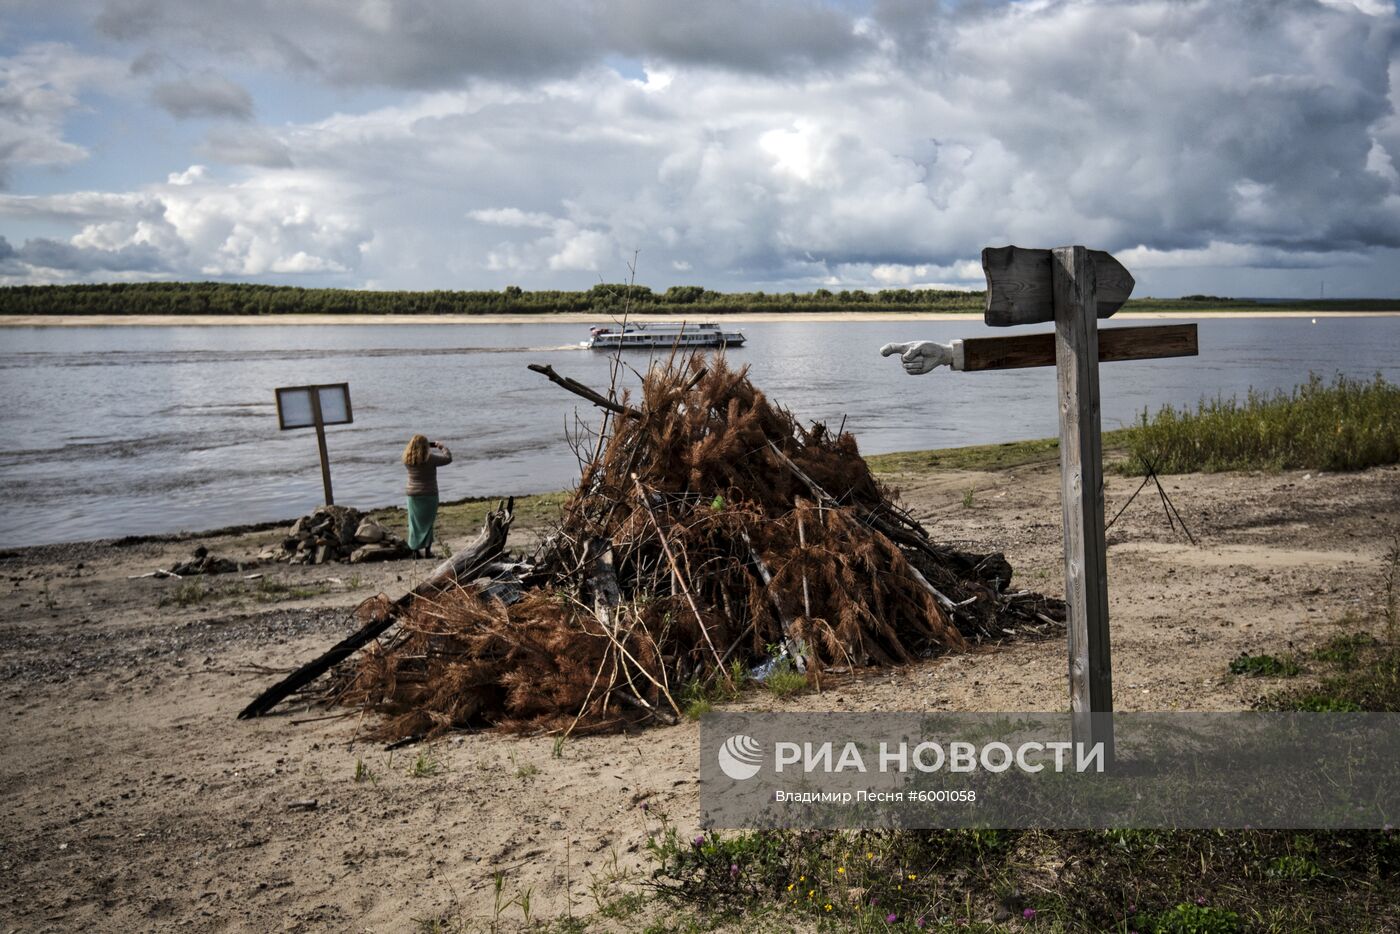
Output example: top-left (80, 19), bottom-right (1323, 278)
top-left (406, 494), bottom-right (439, 551)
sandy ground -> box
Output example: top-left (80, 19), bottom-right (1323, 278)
top-left (2, 310), bottom-right (1397, 327)
top-left (1, 461), bottom-right (1397, 931)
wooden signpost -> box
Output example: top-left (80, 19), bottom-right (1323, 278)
top-left (883, 245), bottom-right (1199, 765)
top-left (275, 382), bottom-right (353, 506)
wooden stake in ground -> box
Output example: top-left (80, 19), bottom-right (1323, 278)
top-left (1051, 245), bottom-right (1114, 763)
top-left (881, 244), bottom-right (1203, 767)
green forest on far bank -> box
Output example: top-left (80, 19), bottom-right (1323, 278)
top-left (3, 281), bottom-right (1400, 317)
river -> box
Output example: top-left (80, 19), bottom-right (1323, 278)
top-left (1, 316), bottom-right (1396, 547)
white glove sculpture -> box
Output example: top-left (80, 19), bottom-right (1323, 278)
top-left (879, 340), bottom-right (957, 375)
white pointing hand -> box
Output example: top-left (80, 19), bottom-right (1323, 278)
top-left (879, 340), bottom-right (955, 375)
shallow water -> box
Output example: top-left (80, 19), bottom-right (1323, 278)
top-left (1, 317), bottom-right (1396, 547)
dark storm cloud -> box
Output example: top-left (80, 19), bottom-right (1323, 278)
top-left (9, 236), bottom-right (169, 273)
top-left (150, 72), bottom-right (254, 120)
top-left (92, 0), bottom-right (866, 88)
top-left (604, 0), bottom-right (860, 72)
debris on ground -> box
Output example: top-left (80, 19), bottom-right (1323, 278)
top-left (258, 505), bottom-right (411, 565)
top-left (167, 545), bottom-right (248, 576)
top-left (243, 356), bottom-right (1065, 738)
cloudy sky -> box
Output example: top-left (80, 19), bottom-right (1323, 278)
top-left (2, 0), bottom-right (1399, 297)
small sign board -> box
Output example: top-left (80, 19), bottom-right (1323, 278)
top-left (274, 382), bottom-right (352, 505)
top-left (982, 245), bottom-right (1135, 326)
top-left (276, 383), bottom-right (353, 431)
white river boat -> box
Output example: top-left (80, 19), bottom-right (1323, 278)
top-left (582, 321), bottom-right (746, 350)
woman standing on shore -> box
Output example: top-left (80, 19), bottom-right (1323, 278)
top-left (402, 434), bottom-right (453, 559)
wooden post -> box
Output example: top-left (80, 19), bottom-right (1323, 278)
top-left (1052, 246), bottom-right (1113, 764)
top-left (891, 244), bottom-right (1192, 766)
top-left (309, 390), bottom-right (334, 506)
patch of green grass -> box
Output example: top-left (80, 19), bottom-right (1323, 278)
top-left (253, 577), bottom-right (328, 602)
top-left (372, 491), bottom-right (569, 540)
top-left (1120, 373), bottom-right (1400, 475)
top-left (1260, 627), bottom-right (1398, 713)
top-left (678, 661), bottom-right (750, 720)
top-left (405, 749), bottom-right (442, 778)
top-left (158, 579), bottom-right (211, 607)
top-left (156, 576), bottom-right (332, 609)
top-left (1265, 854), bottom-right (1322, 881)
top-left (763, 657), bottom-right (808, 699)
top-left (1227, 652), bottom-right (1300, 677)
top-left (683, 697), bottom-right (713, 721)
top-left (1141, 902), bottom-right (1241, 933)
top-left (869, 436), bottom-right (1059, 474)
top-left (596, 891), bottom-right (646, 920)
top-left (515, 762), bottom-right (540, 779)
top-left (866, 430), bottom-right (1137, 477)
top-left (411, 916), bottom-right (466, 934)
top-left (1278, 694), bottom-right (1366, 712)
top-left (1255, 546), bottom-right (1399, 715)
top-left (641, 823), bottom-right (1396, 931)
top-left (1310, 631), bottom-right (1378, 666)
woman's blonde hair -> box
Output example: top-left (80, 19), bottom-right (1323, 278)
top-left (402, 434), bottom-right (430, 466)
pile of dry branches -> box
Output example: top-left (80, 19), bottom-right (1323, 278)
top-left (323, 356), bottom-right (1063, 740)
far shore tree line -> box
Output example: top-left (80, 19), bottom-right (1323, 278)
top-left (2, 281), bottom-right (1398, 316)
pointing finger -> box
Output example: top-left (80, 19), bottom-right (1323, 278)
top-left (879, 342), bottom-right (911, 357)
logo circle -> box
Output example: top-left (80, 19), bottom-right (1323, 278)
top-left (717, 734), bottom-right (763, 780)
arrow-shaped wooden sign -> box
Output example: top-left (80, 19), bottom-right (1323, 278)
top-left (983, 245), bottom-right (1135, 326)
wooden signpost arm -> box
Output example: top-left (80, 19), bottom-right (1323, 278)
top-left (959, 324), bottom-right (1197, 372)
top-left (1052, 246), bottom-right (1114, 763)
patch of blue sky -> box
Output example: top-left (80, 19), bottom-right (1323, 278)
top-left (602, 54), bottom-right (645, 82)
top-left (9, 90), bottom-right (202, 196)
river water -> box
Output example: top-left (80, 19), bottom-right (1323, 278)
top-left (1, 317), bottom-right (1396, 547)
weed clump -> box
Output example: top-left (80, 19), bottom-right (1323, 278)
top-left (1227, 652), bottom-right (1300, 677)
top-left (1123, 373), bottom-right (1400, 475)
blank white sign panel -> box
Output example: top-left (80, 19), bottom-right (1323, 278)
top-left (276, 383), bottom-right (352, 430)
top-left (316, 385), bottom-right (350, 424)
top-left (277, 387), bottom-right (315, 429)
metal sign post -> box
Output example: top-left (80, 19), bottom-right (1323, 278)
top-left (274, 382), bottom-right (353, 506)
top-left (882, 245), bottom-right (1200, 767)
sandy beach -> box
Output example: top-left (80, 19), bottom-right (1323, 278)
top-left (2, 456), bottom-right (1396, 930)
top-left (2, 309), bottom-right (1398, 327)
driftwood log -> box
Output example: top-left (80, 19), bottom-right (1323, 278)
top-left (527, 364), bottom-right (640, 418)
top-left (237, 498), bottom-right (516, 719)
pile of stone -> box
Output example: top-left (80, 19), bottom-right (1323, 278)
top-left (262, 505), bottom-right (412, 565)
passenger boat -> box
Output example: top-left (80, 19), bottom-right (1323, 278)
top-left (582, 321), bottom-right (746, 350)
